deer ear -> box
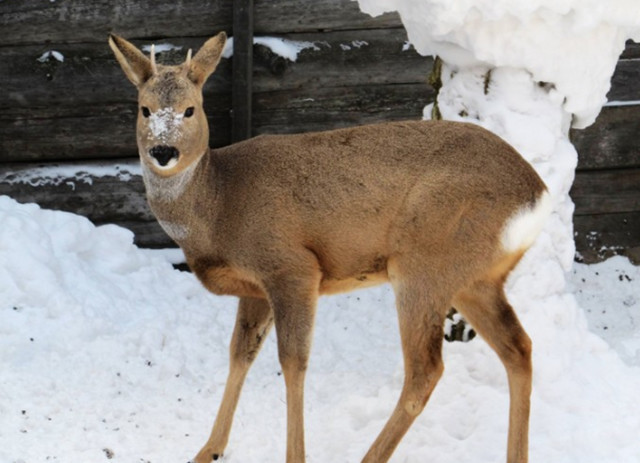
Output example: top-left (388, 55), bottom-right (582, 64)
top-left (108, 34), bottom-right (155, 87)
top-left (187, 32), bottom-right (227, 86)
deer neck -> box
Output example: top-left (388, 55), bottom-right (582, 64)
top-left (140, 151), bottom-right (212, 243)
top-left (141, 155), bottom-right (202, 203)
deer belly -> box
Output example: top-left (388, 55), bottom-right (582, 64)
top-left (318, 253), bottom-right (389, 295)
top-left (319, 271), bottom-right (389, 295)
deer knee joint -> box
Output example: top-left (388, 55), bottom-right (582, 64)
top-left (279, 352), bottom-right (310, 374)
top-left (403, 398), bottom-right (426, 417)
top-left (506, 332), bottom-right (532, 372)
top-left (402, 363), bottom-right (443, 417)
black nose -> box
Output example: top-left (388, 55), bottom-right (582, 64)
top-left (149, 145), bottom-right (179, 167)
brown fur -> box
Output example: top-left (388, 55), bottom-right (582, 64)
top-left (110, 32), bottom-right (547, 463)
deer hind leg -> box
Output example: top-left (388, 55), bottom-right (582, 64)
top-left (453, 277), bottom-right (532, 463)
top-left (193, 297), bottom-right (274, 463)
top-left (362, 264), bottom-right (448, 463)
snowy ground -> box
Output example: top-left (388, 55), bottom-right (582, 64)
top-left (1, 195), bottom-right (639, 463)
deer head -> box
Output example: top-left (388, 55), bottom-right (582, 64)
top-left (109, 33), bottom-right (226, 177)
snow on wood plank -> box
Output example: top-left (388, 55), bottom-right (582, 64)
top-left (0, 160), bottom-right (173, 248)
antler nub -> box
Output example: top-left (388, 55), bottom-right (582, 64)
top-left (186, 48), bottom-right (193, 68)
top-left (150, 44), bottom-right (158, 74)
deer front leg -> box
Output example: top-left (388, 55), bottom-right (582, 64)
top-left (267, 271), bottom-right (320, 463)
top-left (193, 297), bottom-right (273, 463)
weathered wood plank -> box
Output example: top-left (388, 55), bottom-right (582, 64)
top-left (0, 41), bottom-right (232, 109)
top-left (0, 0), bottom-right (232, 46)
top-left (572, 105), bottom-right (640, 170)
top-left (252, 28), bottom-right (430, 93)
top-left (0, 100), bottom-right (231, 162)
top-left (1, 28), bottom-right (428, 163)
top-left (570, 168), bottom-right (640, 215)
top-left (253, 0), bottom-right (402, 33)
top-left (0, 104), bottom-right (138, 161)
top-left (620, 40), bottom-right (640, 60)
top-left (607, 58), bottom-right (640, 102)
top-left (574, 211), bottom-right (640, 263)
top-left (253, 83), bottom-right (435, 135)
top-left (0, 29), bottom-right (424, 109)
top-left (0, 0), bottom-right (398, 46)
top-left (2, 81), bottom-right (435, 163)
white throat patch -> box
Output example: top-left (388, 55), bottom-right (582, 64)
top-left (141, 158), bottom-right (198, 202)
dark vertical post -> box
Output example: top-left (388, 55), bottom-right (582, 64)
top-left (232, 0), bottom-right (254, 142)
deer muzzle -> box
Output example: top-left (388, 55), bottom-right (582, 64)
top-left (149, 145), bottom-right (180, 167)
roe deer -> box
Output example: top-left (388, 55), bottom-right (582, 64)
top-left (109, 32), bottom-right (551, 463)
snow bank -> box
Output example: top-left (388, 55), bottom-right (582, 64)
top-left (569, 256), bottom-right (640, 365)
top-left (357, 0), bottom-right (640, 128)
top-left (0, 196), bottom-right (234, 462)
top-left (1, 195), bottom-right (639, 463)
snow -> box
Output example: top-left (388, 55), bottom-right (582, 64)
top-left (147, 107), bottom-right (184, 144)
top-left (340, 40), bottom-right (369, 51)
top-left (36, 51), bottom-right (64, 63)
top-left (0, 162), bottom-right (140, 188)
top-left (142, 43), bottom-right (183, 54)
top-left (605, 99), bottom-right (640, 107)
top-left (357, 0), bottom-right (640, 128)
top-left (222, 36), bottom-right (320, 62)
top-left (569, 256), bottom-right (640, 365)
top-left (0, 195), bottom-right (639, 462)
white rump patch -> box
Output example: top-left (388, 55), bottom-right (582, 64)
top-left (501, 190), bottom-right (552, 253)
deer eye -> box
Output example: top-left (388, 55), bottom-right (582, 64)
top-left (141, 107), bottom-right (151, 118)
top-left (184, 106), bottom-right (195, 118)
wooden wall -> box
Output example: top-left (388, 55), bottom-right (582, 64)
top-left (1, 0), bottom-right (638, 263)
top-left (570, 41), bottom-right (640, 262)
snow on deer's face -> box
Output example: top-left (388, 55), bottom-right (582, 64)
top-left (137, 69), bottom-right (208, 175)
top-left (109, 32), bottom-right (227, 177)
